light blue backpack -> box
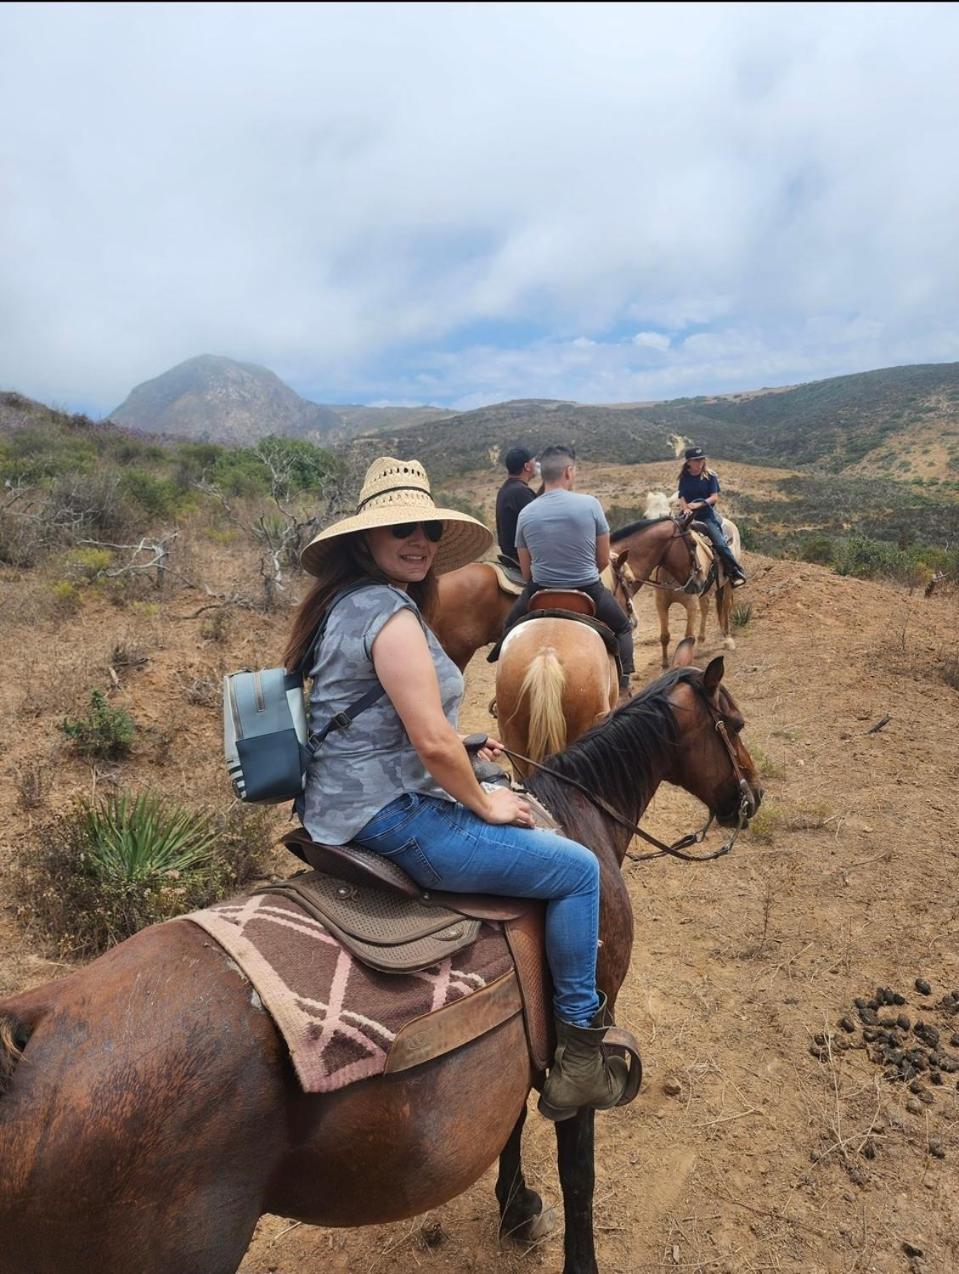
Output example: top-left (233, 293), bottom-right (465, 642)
top-left (223, 586), bottom-right (383, 804)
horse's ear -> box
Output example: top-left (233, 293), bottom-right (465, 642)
top-left (671, 637), bottom-right (696, 668)
top-left (703, 656), bottom-right (725, 695)
top-left (617, 548), bottom-right (629, 566)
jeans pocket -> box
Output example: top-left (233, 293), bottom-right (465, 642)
top-left (379, 837), bottom-right (442, 888)
top-left (356, 793), bottom-right (420, 845)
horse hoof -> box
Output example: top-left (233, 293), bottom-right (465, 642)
top-left (524, 1202), bottom-right (556, 1241)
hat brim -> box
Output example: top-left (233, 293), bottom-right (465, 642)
top-left (301, 505), bottom-right (493, 578)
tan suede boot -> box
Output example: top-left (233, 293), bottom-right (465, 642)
top-left (537, 994), bottom-right (630, 1122)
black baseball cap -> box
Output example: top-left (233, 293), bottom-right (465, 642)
top-left (503, 445), bottom-right (535, 474)
top-left (683, 446), bottom-right (706, 460)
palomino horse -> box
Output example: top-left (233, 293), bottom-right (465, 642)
top-left (640, 492), bottom-right (742, 667)
top-left (496, 614), bottom-right (619, 775)
top-left (494, 519), bottom-right (700, 770)
top-left (0, 659), bottom-right (760, 1274)
top-left (434, 558), bottom-right (636, 672)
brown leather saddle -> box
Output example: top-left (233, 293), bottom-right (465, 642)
top-left (486, 600), bottom-right (620, 665)
top-left (529, 588), bottom-right (596, 617)
top-left (279, 827), bottom-right (555, 1072)
top-left (277, 829), bottom-right (641, 1100)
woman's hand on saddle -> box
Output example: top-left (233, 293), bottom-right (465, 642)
top-left (477, 734), bottom-right (506, 764)
top-left (483, 787), bottom-right (535, 828)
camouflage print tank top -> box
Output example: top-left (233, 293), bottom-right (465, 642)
top-left (300, 583), bottom-right (463, 845)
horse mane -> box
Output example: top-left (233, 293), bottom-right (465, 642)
top-left (610, 517), bottom-right (670, 544)
top-left (527, 667), bottom-right (702, 830)
top-left (0, 1014), bottom-right (25, 1095)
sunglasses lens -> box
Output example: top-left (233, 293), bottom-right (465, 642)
top-left (390, 521), bottom-right (444, 542)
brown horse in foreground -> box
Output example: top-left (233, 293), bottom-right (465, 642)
top-left (0, 653), bottom-right (760, 1274)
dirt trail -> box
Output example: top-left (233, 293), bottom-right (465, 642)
top-left (2, 540), bottom-right (958, 1272)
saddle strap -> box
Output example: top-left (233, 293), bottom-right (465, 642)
top-left (504, 909), bottom-right (553, 1072)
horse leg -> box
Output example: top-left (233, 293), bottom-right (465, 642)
top-left (656, 593), bottom-right (670, 668)
top-left (698, 593), bottom-right (708, 643)
top-left (717, 584), bottom-right (735, 650)
top-left (495, 1104), bottom-right (553, 1243)
top-left (556, 1107), bottom-right (598, 1274)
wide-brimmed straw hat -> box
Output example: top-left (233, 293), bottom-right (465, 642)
top-left (301, 456), bottom-right (493, 577)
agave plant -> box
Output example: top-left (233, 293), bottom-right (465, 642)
top-left (80, 792), bottom-right (216, 884)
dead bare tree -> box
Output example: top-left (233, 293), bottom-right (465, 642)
top-left (77, 532), bottom-right (178, 590)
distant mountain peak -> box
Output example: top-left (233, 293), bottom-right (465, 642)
top-left (109, 356), bottom-right (455, 445)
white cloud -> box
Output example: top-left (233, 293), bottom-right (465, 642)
top-left (632, 332), bottom-right (671, 352)
top-left (0, 2), bottom-right (957, 411)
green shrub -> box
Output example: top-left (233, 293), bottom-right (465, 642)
top-left (799, 535), bottom-right (835, 565)
top-left (119, 469), bottom-right (181, 519)
top-left (732, 602), bottom-right (752, 628)
top-left (18, 794), bottom-right (277, 956)
top-left (737, 522), bottom-right (759, 551)
top-left (50, 580), bottom-right (82, 615)
top-left (61, 689), bottom-right (135, 759)
top-left (64, 547), bottom-right (113, 580)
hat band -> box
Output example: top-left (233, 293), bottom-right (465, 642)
top-left (356, 484), bottom-right (437, 512)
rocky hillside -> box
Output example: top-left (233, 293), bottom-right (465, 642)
top-left (109, 355), bottom-right (343, 444)
top-left (108, 356), bottom-right (454, 446)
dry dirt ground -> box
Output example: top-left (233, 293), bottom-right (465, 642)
top-left (2, 464), bottom-right (958, 1273)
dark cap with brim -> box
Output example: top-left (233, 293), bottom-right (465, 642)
top-left (683, 446), bottom-right (706, 460)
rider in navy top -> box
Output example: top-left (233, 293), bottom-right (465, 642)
top-left (677, 447), bottom-right (747, 587)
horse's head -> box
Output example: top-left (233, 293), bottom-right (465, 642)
top-left (609, 550), bottom-right (639, 614)
top-left (666, 638), bottom-right (763, 827)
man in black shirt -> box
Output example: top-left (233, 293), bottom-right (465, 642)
top-left (495, 445), bottom-right (538, 563)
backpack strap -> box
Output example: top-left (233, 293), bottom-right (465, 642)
top-left (303, 581), bottom-right (388, 756)
top-left (307, 682), bottom-right (387, 756)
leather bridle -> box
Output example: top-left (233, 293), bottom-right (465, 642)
top-left (612, 516), bottom-right (701, 598)
top-left (493, 681), bottom-right (757, 864)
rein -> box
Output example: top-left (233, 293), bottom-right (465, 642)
top-left (497, 693), bottom-right (754, 864)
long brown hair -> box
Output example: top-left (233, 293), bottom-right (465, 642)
top-left (284, 532), bottom-right (438, 672)
top-left (678, 459), bottom-right (716, 484)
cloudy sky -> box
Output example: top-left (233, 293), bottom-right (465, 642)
top-left (2, 1), bottom-right (958, 415)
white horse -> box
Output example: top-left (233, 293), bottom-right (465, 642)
top-left (643, 491), bottom-right (741, 667)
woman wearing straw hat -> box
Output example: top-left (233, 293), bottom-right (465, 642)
top-left (284, 456), bottom-right (629, 1120)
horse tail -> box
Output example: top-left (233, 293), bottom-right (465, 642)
top-left (520, 649), bottom-right (567, 762)
top-left (0, 1012), bottom-right (28, 1096)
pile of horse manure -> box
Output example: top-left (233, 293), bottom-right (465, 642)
top-left (809, 980), bottom-right (959, 1135)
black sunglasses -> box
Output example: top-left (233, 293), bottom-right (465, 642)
top-left (390, 520), bottom-right (444, 542)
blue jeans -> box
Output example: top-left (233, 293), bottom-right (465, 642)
top-left (695, 506), bottom-right (742, 574)
top-left (354, 793), bottom-right (601, 1026)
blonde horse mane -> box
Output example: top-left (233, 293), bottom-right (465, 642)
top-left (518, 649), bottom-right (567, 762)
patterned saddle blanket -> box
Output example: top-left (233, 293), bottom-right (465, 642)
top-left (185, 890), bottom-right (524, 1093)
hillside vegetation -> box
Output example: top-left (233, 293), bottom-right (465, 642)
top-left (344, 361), bottom-right (959, 482)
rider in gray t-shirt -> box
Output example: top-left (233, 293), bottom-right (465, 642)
top-left (515, 489), bottom-right (607, 586)
top-left (504, 445), bottom-right (634, 693)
